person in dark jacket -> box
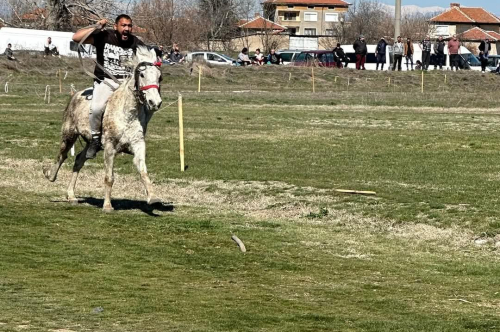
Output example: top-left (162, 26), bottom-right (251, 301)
top-left (353, 35), bottom-right (367, 70)
top-left (375, 37), bottom-right (387, 70)
top-left (478, 38), bottom-right (491, 73)
top-left (333, 43), bottom-right (348, 68)
top-left (267, 49), bottom-right (282, 65)
top-left (4, 43), bottom-right (17, 61)
top-left (434, 36), bottom-right (446, 70)
top-left (420, 34), bottom-right (432, 70)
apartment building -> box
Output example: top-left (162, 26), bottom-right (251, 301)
top-left (263, 0), bottom-right (350, 36)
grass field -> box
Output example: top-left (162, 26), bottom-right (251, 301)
top-left (1, 56), bottom-right (500, 331)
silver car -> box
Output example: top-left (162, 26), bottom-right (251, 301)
top-left (186, 51), bottom-right (235, 66)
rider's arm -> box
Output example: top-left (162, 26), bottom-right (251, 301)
top-left (72, 19), bottom-right (107, 44)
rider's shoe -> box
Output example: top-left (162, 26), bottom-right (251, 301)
top-left (86, 136), bottom-right (102, 159)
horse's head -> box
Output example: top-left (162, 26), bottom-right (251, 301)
top-left (131, 46), bottom-right (163, 111)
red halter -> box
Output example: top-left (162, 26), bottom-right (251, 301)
top-left (140, 84), bottom-right (160, 91)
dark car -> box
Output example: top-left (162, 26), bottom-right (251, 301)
top-left (293, 50), bottom-right (340, 67)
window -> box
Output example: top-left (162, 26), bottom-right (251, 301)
top-left (325, 29), bottom-right (334, 36)
top-left (283, 12), bottom-right (298, 21)
top-left (208, 53), bottom-right (222, 61)
top-left (304, 12), bottom-right (317, 22)
top-left (308, 6), bottom-right (314, 9)
top-left (304, 28), bottom-right (316, 36)
top-left (288, 5), bottom-right (293, 8)
top-left (434, 25), bottom-right (449, 35)
top-left (192, 53), bottom-right (205, 62)
top-left (325, 13), bottom-right (339, 22)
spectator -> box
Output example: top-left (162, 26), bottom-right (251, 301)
top-left (415, 60), bottom-right (423, 70)
top-left (393, 36), bottom-right (404, 71)
top-left (404, 37), bottom-right (414, 71)
top-left (169, 45), bottom-right (184, 63)
top-left (448, 34), bottom-right (461, 71)
top-left (375, 37), bottom-right (387, 70)
top-left (478, 38), bottom-right (491, 74)
top-left (353, 35), bottom-right (367, 70)
top-left (333, 43), bottom-right (349, 68)
top-left (4, 43), bottom-right (17, 61)
top-left (44, 37), bottom-right (60, 58)
top-left (238, 47), bottom-right (251, 66)
top-left (267, 49), bottom-right (282, 65)
top-left (155, 45), bottom-right (164, 62)
top-left (420, 34), bottom-right (432, 70)
top-left (434, 36), bottom-right (446, 70)
top-left (254, 48), bottom-right (264, 65)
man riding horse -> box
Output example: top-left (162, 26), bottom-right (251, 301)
top-left (72, 14), bottom-right (145, 159)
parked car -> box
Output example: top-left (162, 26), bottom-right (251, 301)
top-left (478, 54), bottom-right (500, 72)
top-left (186, 51), bottom-right (236, 66)
top-left (293, 50), bottom-right (339, 67)
top-left (277, 49), bottom-right (302, 65)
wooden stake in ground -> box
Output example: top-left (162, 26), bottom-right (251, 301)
top-left (231, 235), bottom-right (247, 252)
top-left (388, 77), bottom-right (391, 87)
top-left (421, 71), bottom-right (424, 94)
top-left (444, 74), bottom-right (447, 84)
top-left (311, 66), bottom-right (315, 93)
top-left (58, 69), bottom-right (62, 93)
top-left (289, 72), bottom-right (292, 81)
top-left (198, 67), bottom-right (202, 93)
top-left (178, 93), bottom-right (185, 172)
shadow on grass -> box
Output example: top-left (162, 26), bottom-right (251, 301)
top-left (51, 197), bottom-right (175, 216)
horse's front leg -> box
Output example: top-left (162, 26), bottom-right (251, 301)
top-left (103, 143), bottom-right (116, 212)
top-left (132, 140), bottom-right (161, 205)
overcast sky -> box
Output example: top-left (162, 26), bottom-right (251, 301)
top-left (377, 0), bottom-right (500, 15)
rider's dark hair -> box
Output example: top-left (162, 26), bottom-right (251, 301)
top-left (115, 14), bottom-right (133, 24)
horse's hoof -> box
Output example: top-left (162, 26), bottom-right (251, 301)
top-left (43, 167), bottom-right (56, 182)
top-left (68, 198), bottom-right (79, 205)
top-left (103, 206), bottom-right (114, 213)
top-left (148, 197), bottom-right (162, 206)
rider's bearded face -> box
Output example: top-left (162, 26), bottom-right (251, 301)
top-left (115, 18), bottom-right (133, 41)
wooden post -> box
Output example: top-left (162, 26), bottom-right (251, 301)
top-left (47, 86), bottom-right (51, 104)
top-left (388, 77), bottom-right (391, 87)
top-left (311, 66), bottom-right (315, 93)
top-left (334, 76), bottom-right (337, 83)
top-left (178, 93), bottom-right (185, 172)
top-left (444, 74), bottom-right (447, 84)
top-left (289, 72), bottom-right (292, 81)
top-left (198, 67), bottom-right (202, 93)
top-left (421, 70), bottom-right (424, 94)
top-left (58, 69), bottom-right (62, 93)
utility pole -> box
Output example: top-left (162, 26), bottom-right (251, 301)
top-left (395, 0), bottom-right (401, 42)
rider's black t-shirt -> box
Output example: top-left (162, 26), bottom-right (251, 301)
top-left (93, 29), bottom-right (145, 80)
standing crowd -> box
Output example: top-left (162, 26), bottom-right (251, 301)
top-left (349, 34), bottom-right (466, 72)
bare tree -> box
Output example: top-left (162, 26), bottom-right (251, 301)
top-left (0, 0), bottom-right (122, 30)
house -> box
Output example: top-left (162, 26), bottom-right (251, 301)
top-left (429, 3), bottom-right (500, 38)
top-left (238, 14), bottom-right (287, 34)
top-left (262, 0), bottom-right (350, 37)
top-left (429, 3), bottom-right (500, 54)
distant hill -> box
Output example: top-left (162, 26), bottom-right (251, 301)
top-left (381, 4), bottom-right (445, 16)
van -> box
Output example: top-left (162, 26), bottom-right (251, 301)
top-left (0, 27), bottom-right (95, 57)
top-left (341, 43), bottom-right (480, 71)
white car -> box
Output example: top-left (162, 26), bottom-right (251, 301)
top-left (186, 51), bottom-right (235, 66)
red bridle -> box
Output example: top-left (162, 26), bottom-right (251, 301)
top-left (140, 84), bottom-right (160, 91)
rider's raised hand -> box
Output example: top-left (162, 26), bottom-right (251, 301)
top-left (98, 19), bottom-right (108, 29)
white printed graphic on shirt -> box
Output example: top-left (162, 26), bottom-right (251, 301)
top-left (103, 43), bottom-right (134, 77)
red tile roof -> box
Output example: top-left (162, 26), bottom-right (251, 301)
top-left (430, 6), bottom-right (500, 24)
top-left (238, 16), bottom-right (287, 30)
top-left (263, 0), bottom-right (349, 6)
top-left (461, 27), bottom-right (500, 41)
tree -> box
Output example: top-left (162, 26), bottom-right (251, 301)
top-left (198, 0), bottom-right (239, 50)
